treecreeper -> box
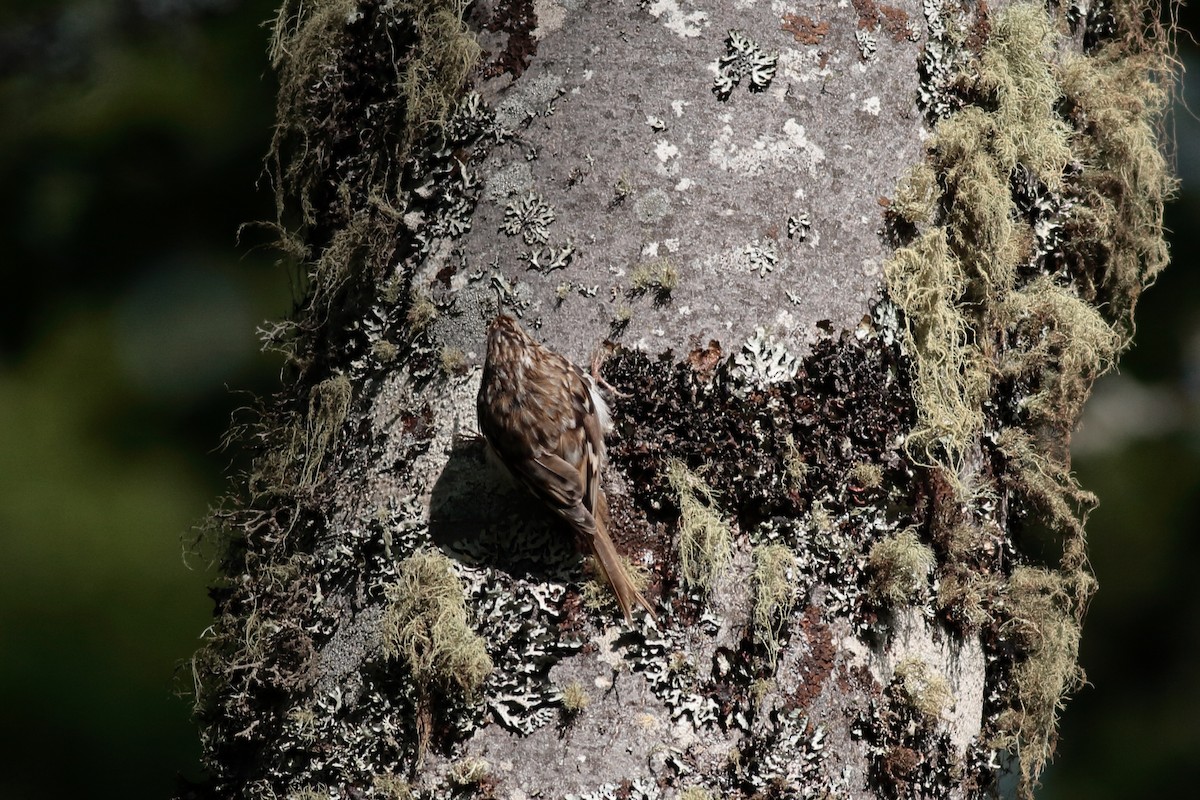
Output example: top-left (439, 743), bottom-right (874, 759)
top-left (476, 314), bottom-right (657, 623)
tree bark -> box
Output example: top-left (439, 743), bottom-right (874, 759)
top-left (186, 1), bottom-right (1174, 798)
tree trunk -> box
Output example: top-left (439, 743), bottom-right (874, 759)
top-left (186, 1), bottom-right (1174, 798)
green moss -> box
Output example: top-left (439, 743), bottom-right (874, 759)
top-left (678, 788), bottom-right (714, 800)
top-left (936, 568), bottom-right (1001, 631)
top-left (371, 774), bottom-right (414, 800)
top-left (884, 229), bottom-right (988, 473)
top-left (933, 108), bottom-right (1023, 294)
top-left (881, 10), bottom-right (1173, 788)
top-left (439, 346), bottom-right (468, 376)
top-left (287, 788), bottom-right (331, 800)
top-left (1059, 41), bottom-right (1175, 325)
top-left (890, 162), bottom-right (938, 226)
top-left (1003, 276), bottom-right (1122, 426)
top-left (976, 4), bottom-right (1072, 187)
top-left (867, 529), bottom-right (936, 606)
top-left (380, 550), bottom-right (493, 694)
top-left (847, 460), bottom-right (884, 490)
top-left (666, 460), bottom-right (731, 594)
top-left (269, 0), bottom-right (480, 226)
top-left (372, 339), bottom-right (399, 362)
top-left (783, 433), bottom-right (808, 492)
top-left (752, 544), bottom-right (799, 668)
top-left (406, 291), bottom-right (437, 331)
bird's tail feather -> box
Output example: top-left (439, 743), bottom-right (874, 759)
top-left (588, 515), bottom-right (657, 624)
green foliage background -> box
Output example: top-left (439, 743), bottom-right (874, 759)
top-left (0, 2), bottom-right (1194, 797)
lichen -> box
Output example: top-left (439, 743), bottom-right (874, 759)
top-left (666, 460), bottom-right (731, 595)
top-left (380, 550), bottom-right (492, 694)
top-left (996, 566), bottom-right (1091, 788)
top-left (882, 1), bottom-right (1175, 792)
top-left (559, 679), bottom-right (591, 717)
top-left (893, 657), bottom-right (952, 724)
top-left (867, 529), bottom-right (936, 606)
top-left (712, 29), bottom-right (777, 99)
top-left (629, 258), bottom-right (680, 303)
top-left (752, 544), bottom-right (799, 668)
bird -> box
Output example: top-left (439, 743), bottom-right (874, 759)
top-left (476, 313), bottom-right (657, 624)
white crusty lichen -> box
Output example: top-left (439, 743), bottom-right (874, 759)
top-left (502, 190), bottom-right (556, 244)
top-left (742, 239), bottom-right (779, 277)
top-left (709, 117), bottom-right (824, 177)
top-left (855, 27), bottom-right (879, 62)
top-left (713, 29), bottom-right (777, 100)
top-left (787, 212), bottom-right (811, 241)
top-left (918, 0), bottom-right (962, 119)
top-left (521, 241), bottom-right (576, 273)
top-left (449, 520), bottom-right (585, 736)
top-left (566, 779), bottom-right (662, 800)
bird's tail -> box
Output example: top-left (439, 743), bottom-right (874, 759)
top-left (587, 503), bottom-right (657, 624)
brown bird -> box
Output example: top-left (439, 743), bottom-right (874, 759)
top-left (477, 314), bottom-right (656, 623)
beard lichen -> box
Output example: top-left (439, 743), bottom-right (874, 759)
top-left (666, 460), bottom-right (733, 596)
top-left (883, 1), bottom-right (1175, 793)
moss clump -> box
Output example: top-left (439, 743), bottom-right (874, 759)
top-left (783, 434), bottom-right (808, 492)
top-left (889, 162), bottom-right (938, 225)
top-left (1059, 35), bottom-right (1175, 326)
top-left (848, 460), bottom-right (884, 489)
top-left (407, 291), bottom-right (437, 331)
top-left (752, 544), bottom-right (799, 668)
top-left (372, 339), bottom-right (399, 363)
top-left (867, 529), bottom-right (936, 606)
top-left (287, 788), bottom-right (331, 800)
top-left (446, 757), bottom-right (490, 787)
top-left (1003, 277), bottom-right (1122, 426)
top-left (269, 0), bottom-right (480, 226)
top-left (629, 258), bottom-right (681, 302)
top-left (893, 657), bottom-right (952, 724)
top-left (937, 568), bottom-right (1001, 632)
top-left (679, 788), bottom-right (714, 800)
top-left (371, 774), bottom-right (413, 800)
top-left (975, 5), bottom-right (1072, 187)
top-left (439, 346), bottom-right (468, 376)
top-left (883, 6), bottom-right (1174, 787)
top-left (380, 551), bottom-right (493, 694)
top-left (559, 679), bottom-right (591, 716)
top-left (996, 428), bottom-right (1097, 566)
top-left (666, 460), bottom-right (731, 594)
top-left (997, 566), bottom-right (1092, 789)
top-left (884, 229), bottom-right (989, 473)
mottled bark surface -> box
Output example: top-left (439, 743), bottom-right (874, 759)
top-left (186, 1), bottom-right (1173, 799)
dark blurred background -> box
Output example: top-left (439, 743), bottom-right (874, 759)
top-left (0, 1), bottom-right (1194, 797)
